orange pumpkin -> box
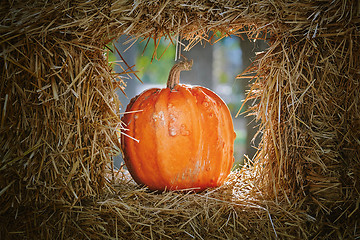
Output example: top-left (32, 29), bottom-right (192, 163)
top-left (120, 60), bottom-right (236, 191)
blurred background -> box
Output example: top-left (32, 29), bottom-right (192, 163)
top-left (110, 34), bottom-right (267, 169)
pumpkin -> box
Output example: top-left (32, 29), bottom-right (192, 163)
top-left (120, 60), bottom-right (236, 191)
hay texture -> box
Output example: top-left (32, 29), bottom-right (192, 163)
top-left (1, 0), bottom-right (359, 239)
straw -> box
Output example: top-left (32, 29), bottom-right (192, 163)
top-left (1, 0), bottom-right (359, 239)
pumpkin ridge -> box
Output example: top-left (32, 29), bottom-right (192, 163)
top-left (177, 86), bottom-right (202, 189)
top-left (129, 92), bottom-right (146, 185)
top-left (200, 87), bottom-right (235, 184)
top-left (190, 87), bottom-right (212, 188)
top-left (202, 87), bottom-right (222, 187)
top-left (213, 94), bottom-right (228, 185)
top-left (146, 90), bottom-right (166, 189)
top-left (126, 89), bottom-right (161, 187)
top-left (165, 87), bottom-right (188, 189)
top-left (152, 88), bottom-right (170, 190)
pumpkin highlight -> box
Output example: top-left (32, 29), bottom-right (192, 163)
top-left (121, 60), bottom-right (236, 191)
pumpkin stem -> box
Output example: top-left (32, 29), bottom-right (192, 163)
top-left (167, 59), bottom-right (193, 89)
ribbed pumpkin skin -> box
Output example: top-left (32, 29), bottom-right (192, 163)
top-left (121, 84), bottom-right (236, 191)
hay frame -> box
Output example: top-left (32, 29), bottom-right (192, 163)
top-left (1, 0), bottom-right (359, 239)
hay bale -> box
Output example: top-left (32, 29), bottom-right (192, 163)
top-left (0, 0), bottom-right (122, 205)
top-left (1, 0), bottom-right (359, 239)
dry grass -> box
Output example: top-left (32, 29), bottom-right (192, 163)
top-left (1, 0), bottom-right (359, 239)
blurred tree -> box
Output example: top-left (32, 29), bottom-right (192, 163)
top-left (136, 38), bottom-right (175, 84)
top-left (180, 40), bottom-right (214, 89)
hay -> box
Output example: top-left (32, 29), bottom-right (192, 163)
top-left (2, 166), bottom-right (313, 239)
top-left (1, 0), bottom-right (359, 239)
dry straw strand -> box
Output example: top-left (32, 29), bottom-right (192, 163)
top-left (1, 0), bottom-right (359, 239)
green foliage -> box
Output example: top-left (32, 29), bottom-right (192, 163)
top-left (105, 44), bottom-right (116, 69)
top-left (136, 38), bottom-right (176, 84)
